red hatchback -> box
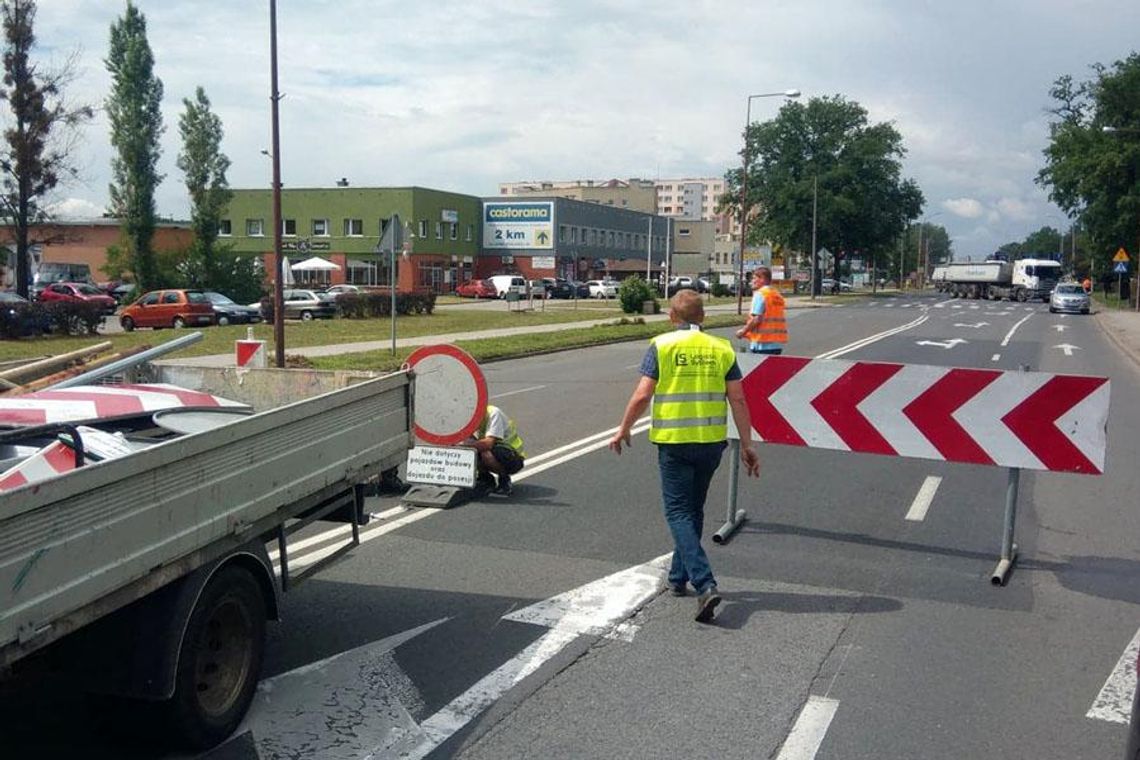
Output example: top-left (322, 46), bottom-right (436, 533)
top-left (455, 279), bottom-right (496, 298)
top-left (37, 282), bottom-right (117, 316)
top-left (119, 289), bottom-right (215, 331)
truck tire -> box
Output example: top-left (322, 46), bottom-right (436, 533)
top-left (165, 564), bottom-right (267, 750)
top-left (1016, 288), bottom-right (1028, 302)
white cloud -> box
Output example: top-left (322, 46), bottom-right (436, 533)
top-left (48, 198), bottom-right (105, 219)
top-left (943, 198), bottom-right (985, 219)
top-left (996, 197), bottom-right (1035, 221)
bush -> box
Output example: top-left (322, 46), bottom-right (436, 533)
top-left (42, 301), bottom-right (104, 336)
top-left (617, 276), bottom-right (657, 314)
top-left (712, 283), bottom-right (733, 297)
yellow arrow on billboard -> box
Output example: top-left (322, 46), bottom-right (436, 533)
top-left (1113, 247), bottom-right (1130, 263)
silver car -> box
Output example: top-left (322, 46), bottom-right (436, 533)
top-left (1049, 283), bottom-right (1090, 314)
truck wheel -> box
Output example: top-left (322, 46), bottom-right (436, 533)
top-left (166, 565), bottom-right (267, 750)
top-left (1016, 289), bottom-right (1028, 302)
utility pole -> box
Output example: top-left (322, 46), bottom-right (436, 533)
top-left (269, 0), bottom-right (285, 368)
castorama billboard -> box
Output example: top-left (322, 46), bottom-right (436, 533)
top-left (482, 202), bottom-right (554, 249)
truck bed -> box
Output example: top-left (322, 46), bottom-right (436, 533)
top-left (0, 371), bottom-right (412, 665)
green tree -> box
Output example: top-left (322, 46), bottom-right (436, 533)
top-left (720, 95), bottom-right (924, 281)
top-left (0, 0), bottom-right (92, 298)
top-left (176, 86), bottom-right (232, 288)
top-left (1038, 52), bottom-right (1140, 275)
top-left (105, 1), bottom-right (164, 292)
top-left (1021, 226), bottom-right (1063, 259)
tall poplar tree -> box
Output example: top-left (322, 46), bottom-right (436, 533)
top-left (177, 86), bottom-right (231, 287)
top-left (0, 0), bottom-right (93, 298)
top-left (105, 1), bottom-right (163, 292)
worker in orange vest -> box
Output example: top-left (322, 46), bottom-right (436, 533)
top-left (1082, 276), bottom-right (1092, 294)
top-left (736, 267), bottom-right (788, 354)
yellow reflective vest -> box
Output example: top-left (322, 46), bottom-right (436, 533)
top-left (649, 327), bottom-right (736, 444)
top-left (477, 405), bottom-right (526, 457)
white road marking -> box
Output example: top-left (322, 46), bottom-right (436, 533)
top-left (915, 338), bottom-right (966, 349)
top-left (776, 695), bottom-right (840, 760)
top-left (953, 322), bottom-right (989, 328)
top-left (991, 354), bottom-right (1001, 362)
top-left (1087, 626), bottom-right (1140, 723)
top-left (905, 476), bottom-right (942, 521)
top-left (491, 384), bottom-right (547, 399)
top-left (1054, 324), bottom-right (1068, 332)
top-left (268, 505), bottom-right (410, 562)
top-left (1000, 314), bottom-right (1032, 347)
top-left (406, 556), bottom-right (670, 758)
top-left (1054, 343), bottom-right (1080, 356)
top-left (240, 618), bottom-right (447, 760)
top-left (816, 315), bottom-right (928, 360)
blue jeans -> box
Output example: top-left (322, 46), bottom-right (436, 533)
top-left (657, 442), bottom-right (727, 594)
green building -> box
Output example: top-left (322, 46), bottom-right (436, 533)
top-left (222, 186), bottom-right (483, 293)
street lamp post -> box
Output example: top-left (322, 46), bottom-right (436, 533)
top-left (918, 212), bottom-right (943, 289)
top-left (737, 88), bottom-right (801, 314)
top-left (268, 0), bottom-right (285, 368)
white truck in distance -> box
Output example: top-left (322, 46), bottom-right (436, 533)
top-left (930, 258), bottom-right (1061, 302)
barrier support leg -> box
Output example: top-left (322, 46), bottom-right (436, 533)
top-left (991, 466), bottom-right (1020, 586)
top-left (713, 439), bottom-right (746, 544)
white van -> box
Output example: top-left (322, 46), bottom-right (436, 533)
top-left (487, 274), bottom-right (527, 299)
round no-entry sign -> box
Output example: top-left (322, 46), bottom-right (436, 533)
top-left (404, 344), bottom-right (488, 445)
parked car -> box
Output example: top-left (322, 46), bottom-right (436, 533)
top-left (486, 274), bottom-right (527, 299)
top-left (120, 289), bottom-right (215, 331)
top-left (36, 281), bottom-right (117, 315)
top-left (820, 278), bottom-right (853, 294)
top-left (585, 279), bottom-right (618, 299)
top-left (1049, 283), bottom-right (1091, 314)
top-left (548, 278), bottom-right (581, 299)
top-left (280, 289), bottom-right (337, 321)
top-left (528, 279), bottom-right (553, 299)
top-left (0, 290), bottom-right (52, 335)
top-left (323, 284), bottom-right (362, 296)
top-left (100, 281), bottom-right (136, 304)
top-left (456, 279), bottom-right (497, 299)
top-left (203, 291), bottom-right (263, 326)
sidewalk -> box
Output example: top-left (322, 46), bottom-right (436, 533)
top-left (1094, 306), bottom-right (1140, 370)
top-left (160, 299), bottom-right (831, 368)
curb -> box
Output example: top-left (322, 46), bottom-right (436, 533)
top-left (1093, 310), bottom-right (1140, 373)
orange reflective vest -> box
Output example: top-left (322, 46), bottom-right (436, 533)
top-left (744, 286), bottom-right (787, 344)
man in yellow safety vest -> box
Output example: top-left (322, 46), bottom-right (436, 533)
top-left (736, 267), bottom-right (787, 354)
top-left (609, 290), bottom-right (760, 623)
top-left (466, 404), bottom-right (526, 496)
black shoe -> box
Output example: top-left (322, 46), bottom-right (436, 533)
top-left (494, 474), bottom-right (512, 496)
top-left (694, 587), bottom-right (721, 623)
top-left (669, 583), bottom-right (688, 597)
top-left (475, 472), bottom-right (495, 494)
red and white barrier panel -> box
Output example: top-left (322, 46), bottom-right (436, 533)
top-left (734, 355), bottom-right (1109, 475)
top-left (236, 339), bottom-right (267, 369)
top-left (0, 383), bottom-right (248, 427)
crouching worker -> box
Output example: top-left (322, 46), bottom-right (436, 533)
top-left (464, 404), bottom-right (525, 495)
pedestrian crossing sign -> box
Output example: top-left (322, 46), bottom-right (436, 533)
top-left (1114, 261), bottom-right (1128, 274)
top-left (1113, 247), bottom-right (1130, 263)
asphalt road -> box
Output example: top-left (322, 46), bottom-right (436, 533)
top-left (2, 293), bottom-right (1137, 759)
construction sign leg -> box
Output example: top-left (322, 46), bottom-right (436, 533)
top-left (713, 439), bottom-right (747, 544)
top-left (991, 467), bottom-right (1021, 586)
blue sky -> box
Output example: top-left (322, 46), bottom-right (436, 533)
top-left (28, 0), bottom-right (1140, 258)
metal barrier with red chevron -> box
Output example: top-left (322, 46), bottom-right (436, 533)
top-left (732, 355), bottom-right (1109, 475)
top-left (716, 354), bottom-right (1111, 585)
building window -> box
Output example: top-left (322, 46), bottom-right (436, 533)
top-left (419, 220), bottom-right (428, 238)
top-left (589, 229), bottom-right (597, 246)
top-left (344, 218), bottom-right (363, 237)
top-left (559, 225), bottom-right (567, 242)
top-left (679, 227), bottom-right (691, 236)
top-left (450, 222), bottom-right (458, 240)
top-left (608, 231), bottom-right (615, 247)
top-left (571, 227), bottom-right (578, 244)
top-left (435, 221), bottom-right (443, 240)
top-left (246, 218), bottom-right (264, 237)
top-left (283, 219), bottom-right (296, 236)
top-left (312, 218), bottom-right (329, 236)
top-left (466, 224), bottom-right (473, 241)
top-left (219, 219), bottom-right (232, 236)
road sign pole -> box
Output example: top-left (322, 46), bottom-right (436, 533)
top-left (991, 466), bottom-right (1021, 586)
top-left (713, 439), bottom-right (746, 544)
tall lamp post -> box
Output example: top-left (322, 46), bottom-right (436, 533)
top-left (917, 212), bottom-right (943, 289)
top-left (737, 88), bottom-right (801, 314)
